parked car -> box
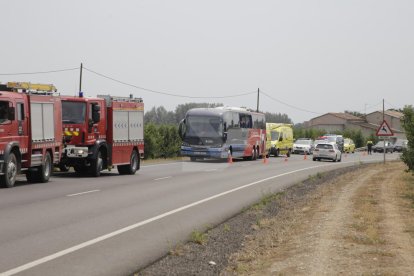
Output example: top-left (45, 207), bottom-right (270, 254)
top-left (323, 134), bottom-right (344, 152)
top-left (293, 138), bottom-right (314, 155)
top-left (313, 142), bottom-right (342, 162)
top-left (343, 138), bottom-right (356, 153)
top-left (372, 141), bottom-right (394, 153)
top-left (393, 139), bottom-right (408, 152)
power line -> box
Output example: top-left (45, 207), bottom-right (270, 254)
top-left (260, 90), bottom-right (322, 115)
top-left (83, 66), bottom-right (257, 99)
top-left (0, 67), bottom-right (79, 75)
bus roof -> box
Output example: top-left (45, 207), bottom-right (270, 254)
top-left (186, 107), bottom-right (264, 117)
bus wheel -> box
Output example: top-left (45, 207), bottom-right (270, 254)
top-left (118, 150), bottom-right (139, 175)
top-left (252, 147), bottom-right (257, 160)
top-left (1, 153), bottom-right (18, 188)
top-left (275, 149), bottom-right (280, 157)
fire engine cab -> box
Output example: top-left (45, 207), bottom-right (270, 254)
top-left (0, 82), bottom-right (63, 188)
top-left (59, 94), bottom-right (144, 176)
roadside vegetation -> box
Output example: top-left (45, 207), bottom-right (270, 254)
top-left (401, 105), bottom-right (414, 172)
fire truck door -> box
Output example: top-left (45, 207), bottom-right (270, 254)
top-left (88, 103), bottom-right (101, 139)
top-left (16, 102), bottom-right (26, 136)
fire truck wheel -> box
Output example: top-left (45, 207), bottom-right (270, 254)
top-left (90, 150), bottom-right (103, 177)
top-left (1, 152), bottom-right (18, 188)
top-left (38, 152), bottom-right (52, 183)
top-left (118, 150), bottom-right (139, 175)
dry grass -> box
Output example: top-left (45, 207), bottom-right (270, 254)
top-left (398, 172), bottom-right (414, 238)
top-left (225, 162), bottom-right (414, 275)
top-left (347, 176), bottom-right (385, 245)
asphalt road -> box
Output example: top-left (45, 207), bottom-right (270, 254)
top-left (0, 152), bottom-right (400, 276)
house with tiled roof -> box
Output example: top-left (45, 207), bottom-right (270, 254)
top-left (365, 110), bottom-right (403, 133)
top-left (304, 111), bottom-right (406, 139)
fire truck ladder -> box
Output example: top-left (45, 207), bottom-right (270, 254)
top-left (97, 94), bottom-right (143, 107)
top-left (6, 82), bottom-right (58, 95)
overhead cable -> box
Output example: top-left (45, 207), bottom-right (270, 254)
top-left (260, 90), bottom-right (322, 115)
top-left (0, 67), bottom-right (79, 75)
top-left (83, 66), bottom-right (256, 99)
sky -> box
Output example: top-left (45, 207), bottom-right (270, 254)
top-left (1, 0), bottom-right (413, 124)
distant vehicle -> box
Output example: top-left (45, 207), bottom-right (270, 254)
top-left (313, 142), bottom-right (342, 162)
top-left (266, 123), bottom-right (293, 157)
top-left (314, 136), bottom-right (329, 146)
top-left (323, 134), bottom-right (344, 152)
top-left (372, 141), bottom-right (394, 153)
top-left (292, 138), bottom-right (314, 155)
top-left (343, 138), bottom-right (356, 153)
top-left (393, 139), bottom-right (408, 152)
top-left (179, 107), bottom-right (266, 161)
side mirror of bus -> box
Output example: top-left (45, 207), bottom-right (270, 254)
top-left (178, 119), bottom-right (186, 139)
top-left (8, 107), bottom-right (15, 120)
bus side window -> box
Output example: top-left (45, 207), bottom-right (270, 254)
top-left (247, 115), bottom-right (252, 128)
top-left (233, 112), bottom-right (239, 128)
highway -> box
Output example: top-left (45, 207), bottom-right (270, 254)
top-left (0, 152), bottom-right (399, 276)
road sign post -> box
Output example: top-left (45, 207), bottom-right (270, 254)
top-left (376, 120), bottom-right (393, 164)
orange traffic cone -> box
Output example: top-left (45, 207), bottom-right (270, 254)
top-left (263, 153), bottom-right (269, 164)
top-left (304, 152), bottom-right (307, 160)
top-left (228, 152), bottom-right (233, 164)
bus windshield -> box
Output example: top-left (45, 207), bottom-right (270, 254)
top-left (62, 101), bottom-right (86, 124)
top-left (186, 116), bottom-right (222, 137)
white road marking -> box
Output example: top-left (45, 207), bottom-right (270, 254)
top-left (154, 176), bottom-right (172, 181)
top-left (66, 190), bottom-right (100, 197)
top-left (0, 160), bottom-right (371, 276)
top-left (141, 162), bottom-right (182, 168)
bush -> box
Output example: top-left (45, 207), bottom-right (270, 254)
top-left (144, 123), bottom-right (181, 159)
top-left (401, 106), bottom-right (414, 172)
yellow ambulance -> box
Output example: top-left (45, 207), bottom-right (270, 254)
top-left (266, 123), bottom-right (294, 157)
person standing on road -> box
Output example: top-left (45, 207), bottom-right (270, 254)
top-left (367, 140), bottom-right (373, 155)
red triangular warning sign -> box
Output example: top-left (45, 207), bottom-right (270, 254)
top-left (376, 120), bottom-right (394, 136)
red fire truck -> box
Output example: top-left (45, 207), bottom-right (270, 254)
top-left (59, 94), bottom-right (144, 176)
top-left (0, 82), bottom-right (63, 188)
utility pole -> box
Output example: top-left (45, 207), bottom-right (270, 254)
top-left (79, 63), bottom-right (83, 97)
top-left (256, 88), bottom-right (260, 112)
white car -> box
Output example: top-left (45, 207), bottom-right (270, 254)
top-left (293, 139), bottom-right (314, 154)
top-left (312, 142), bottom-right (342, 162)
